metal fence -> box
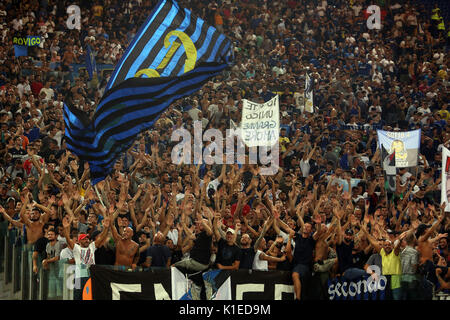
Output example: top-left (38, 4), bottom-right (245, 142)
top-left (0, 221), bottom-right (74, 300)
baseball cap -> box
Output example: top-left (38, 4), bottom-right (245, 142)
top-left (226, 228), bottom-right (235, 235)
top-left (78, 234), bottom-right (89, 242)
top-left (411, 185), bottom-right (420, 194)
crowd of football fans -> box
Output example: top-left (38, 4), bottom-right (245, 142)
top-left (0, 0), bottom-right (449, 300)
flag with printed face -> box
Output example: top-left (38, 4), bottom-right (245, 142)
top-left (63, 0), bottom-right (233, 185)
top-left (377, 129), bottom-right (421, 168)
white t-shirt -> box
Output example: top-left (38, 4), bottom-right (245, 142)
top-left (40, 87), bottom-right (54, 101)
top-left (60, 247), bottom-right (74, 261)
top-left (252, 250), bottom-right (268, 271)
top-left (73, 241), bottom-right (97, 268)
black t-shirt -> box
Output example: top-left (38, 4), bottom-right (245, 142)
top-left (189, 230), bottom-right (212, 265)
top-left (239, 247), bottom-right (256, 270)
top-left (0, 195), bottom-right (8, 212)
top-left (215, 238), bottom-right (242, 267)
top-left (170, 248), bottom-right (183, 265)
top-left (94, 245), bottom-right (115, 265)
top-left (293, 234), bottom-right (315, 266)
top-left (147, 244), bottom-right (172, 268)
top-left (352, 250), bottom-right (371, 270)
top-left (137, 246), bottom-right (148, 267)
top-left (277, 253), bottom-right (294, 271)
top-left (336, 240), bottom-right (355, 274)
top-left (34, 237), bottom-right (48, 258)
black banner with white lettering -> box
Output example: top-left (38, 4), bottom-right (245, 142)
top-left (90, 266), bottom-right (295, 300)
top-left (229, 270), bottom-right (295, 300)
top-left (90, 265), bottom-right (172, 300)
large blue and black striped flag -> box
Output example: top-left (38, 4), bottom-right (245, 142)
top-left (64, 0), bottom-right (233, 185)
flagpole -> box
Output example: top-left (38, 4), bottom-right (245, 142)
top-left (94, 184), bottom-right (106, 208)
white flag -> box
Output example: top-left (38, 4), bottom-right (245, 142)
top-left (442, 146), bottom-right (450, 212)
top-left (305, 73), bottom-right (314, 113)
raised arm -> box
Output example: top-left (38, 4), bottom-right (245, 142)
top-left (62, 214), bottom-right (75, 250)
top-left (129, 185), bottom-right (145, 230)
top-left (312, 215), bottom-right (322, 241)
top-left (0, 205), bottom-right (24, 229)
top-left (253, 217), bottom-right (272, 252)
top-left (94, 217), bottom-right (111, 248)
top-left (419, 207), bottom-right (445, 243)
top-left (200, 214), bottom-right (213, 237)
top-left (361, 224), bottom-right (382, 253)
top-left (19, 194), bottom-right (32, 227)
top-left (110, 210), bottom-right (122, 242)
top-left (32, 201), bottom-right (52, 215)
top-left (335, 207), bottom-right (343, 245)
top-left (213, 212), bottom-right (224, 241)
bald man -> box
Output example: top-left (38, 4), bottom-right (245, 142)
top-left (145, 231), bottom-right (172, 268)
top-left (111, 218), bottom-right (139, 269)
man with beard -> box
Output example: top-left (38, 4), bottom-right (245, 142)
top-left (62, 214), bottom-right (111, 300)
top-left (213, 214), bottom-right (242, 270)
top-left (362, 223), bottom-right (405, 300)
top-left (238, 233), bottom-right (255, 270)
top-left (20, 193), bottom-right (51, 246)
top-left (312, 218), bottom-right (338, 299)
top-left (334, 206), bottom-right (367, 282)
top-left (42, 228), bottom-right (64, 299)
top-left (111, 213), bottom-right (140, 269)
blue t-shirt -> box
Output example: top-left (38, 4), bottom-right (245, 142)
top-left (24, 127), bottom-right (40, 142)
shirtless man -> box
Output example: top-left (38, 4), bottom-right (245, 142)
top-left (313, 218), bottom-right (337, 273)
top-left (111, 216), bottom-right (139, 269)
top-left (1, 192), bottom-right (50, 246)
top-left (312, 217), bottom-right (337, 299)
top-left (416, 203), bottom-right (447, 283)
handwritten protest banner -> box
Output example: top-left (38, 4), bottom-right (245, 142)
top-left (241, 95), bottom-right (279, 147)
